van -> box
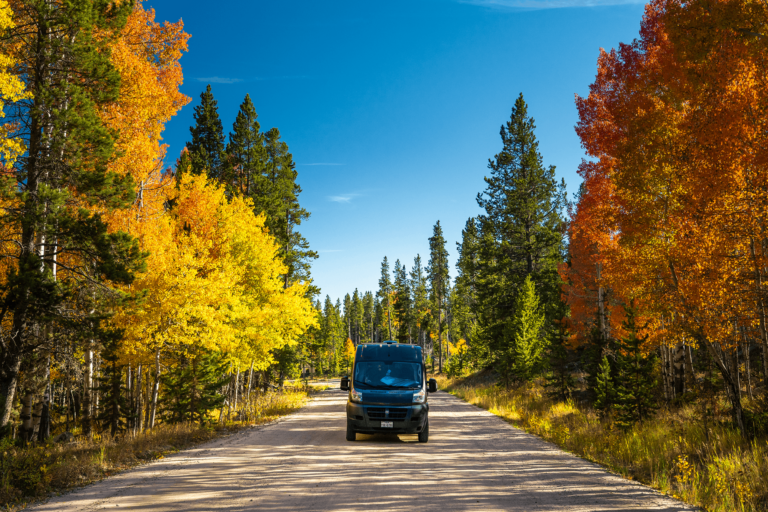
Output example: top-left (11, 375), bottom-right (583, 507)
top-left (340, 341), bottom-right (437, 442)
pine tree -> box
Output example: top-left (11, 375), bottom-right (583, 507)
top-left (362, 291), bottom-right (374, 343)
top-left (613, 309), bottom-right (658, 430)
top-left (594, 356), bottom-right (615, 414)
top-left (187, 85), bottom-right (226, 180)
top-left (505, 276), bottom-right (547, 384)
top-left (544, 303), bottom-right (576, 400)
top-left (410, 255), bottom-right (430, 349)
top-left (378, 257), bottom-right (394, 340)
top-left (475, 93), bottom-right (566, 366)
top-left (427, 221), bottom-right (450, 372)
top-left (393, 261), bottom-right (412, 343)
top-left (261, 128), bottom-right (318, 289)
top-left (454, 218), bottom-right (483, 367)
top-left (225, 94), bottom-right (266, 196)
top-left (351, 290), bottom-right (363, 344)
top-left (161, 350), bottom-right (229, 425)
top-left (95, 337), bottom-right (128, 437)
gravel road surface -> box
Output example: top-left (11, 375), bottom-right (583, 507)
top-left (28, 387), bottom-right (695, 511)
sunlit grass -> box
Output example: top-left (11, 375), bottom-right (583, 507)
top-left (435, 374), bottom-right (768, 512)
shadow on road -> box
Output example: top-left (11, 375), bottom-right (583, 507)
top-left (30, 388), bottom-right (694, 512)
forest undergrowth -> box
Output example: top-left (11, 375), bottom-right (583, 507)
top-left (0, 387), bottom-right (311, 511)
top-left (436, 373), bottom-right (768, 512)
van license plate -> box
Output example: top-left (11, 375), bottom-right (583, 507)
top-left (381, 421), bottom-right (393, 428)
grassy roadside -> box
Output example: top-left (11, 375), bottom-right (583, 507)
top-left (1, 385), bottom-right (318, 511)
top-left (435, 373), bottom-right (768, 512)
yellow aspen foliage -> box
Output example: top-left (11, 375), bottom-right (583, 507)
top-left (114, 173), bottom-right (317, 371)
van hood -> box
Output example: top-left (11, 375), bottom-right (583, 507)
top-left (360, 389), bottom-right (417, 405)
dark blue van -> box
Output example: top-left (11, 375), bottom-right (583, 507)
top-left (340, 341), bottom-right (437, 442)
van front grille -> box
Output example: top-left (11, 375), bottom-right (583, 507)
top-left (366, 407), bottom-right (407, 420)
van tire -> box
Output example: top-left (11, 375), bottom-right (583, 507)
top-left (346, 420), bottom-right (356, 441)
top-left (418, 420), bottom-right (429, 443)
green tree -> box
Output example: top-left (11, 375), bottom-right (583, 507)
top-left (410, 255), bottom-right (430, 350)
top-left (261, 128), bottom-right (318, 289)
top-left (160, 350), bottom-right (229, 425)
top-left (453, 218), bottom-right (483, 367)
top-left (613, 309), bottom-right (658, 430)
top-left (427, 221), bottom-right (450, 372)
top-left (544, 303), bottom-right (575, 400)
top-left (362, 291), bottom-right (375, 343)
top-left (594, 356), bottom-right (615, 414)
top-left (506, 276), bottom-right (547, 384)
top-left (186, 85), bottom-right (226, 180)
top-left (95, 337), bottom-right (128, 437)
top-left (475, 93), bottom-right (566, 365)
top-left (378, 257), bottom-right (394, 340)
top-left (225, 94), bottom-right (266, 197)
top-left (0, 0), bottom-right (143, 433)
top-left (393, 261), bottom-right (412, 343)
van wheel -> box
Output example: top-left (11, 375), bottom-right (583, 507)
top-left (418, 420), bottom-right (429, 443)
top-left (346, 420), bottom-right (356, 441)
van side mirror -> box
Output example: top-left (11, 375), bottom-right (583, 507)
top-left (340, 376), bottom-right (350, 391)
top-left (428, 378), bottom-right (437, 393)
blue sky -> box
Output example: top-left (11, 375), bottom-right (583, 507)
top-left (152, 0), bottom-right (647, 303)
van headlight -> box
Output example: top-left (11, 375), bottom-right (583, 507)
top-left (350, 389), bottom-right (363, 403)
top-left (412, 389), bottom-right (426, 403)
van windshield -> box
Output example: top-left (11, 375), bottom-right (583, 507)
top-left (353, 361), bottom-right (422, 389)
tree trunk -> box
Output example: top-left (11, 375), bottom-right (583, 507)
top-left (82, 345), bottom-right (94, 437)
top-left (149, 349), bottom-right (160, 429)
top-left (685, 344), bottom-right (697, 393)
top-left (135, 364), bottom-right (143, 433)
top-left (0, 354), bottom-right (23, 431)
top-left (700, 336), bottom-right (746, 436)
top-left (749, 239), bottom-right (768, 385)
top-left (19, 391), bottom-right (34, 442)
top-left (37, 384), bottom-right (51, 441)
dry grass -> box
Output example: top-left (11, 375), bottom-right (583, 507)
top-left (436, 374), bottom-right (768, 512)
top-left (1, 387), bottom-right (310, 511)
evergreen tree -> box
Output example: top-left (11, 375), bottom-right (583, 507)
top-left (410, 255), bottom-right (430, 349)
top-left (224, 94), bottom-right (266, 196)
top-left (506, 276), bottom-right (547, 384)
top-left (594, 356), bottom-right (615, 414)
top-left (393, 261), bottom-right (412, 343)
top-left (343, 293), bottom-right (352, 341)
top-left (160, 350), bottom-right (229, 425)
top-left (454, 218), bottom-right (483, 367)
top-left (378, 257), bottom-right (394, 339)
top-left (351, 290), bottom-right (363, 344)
top-left (613, 309), bottom-right (658, 430)
top-left (475, 93), bottom-right (566, 365)
top-left (95, 337), bottom-right (128, 437)
top-left (261, 128), bottom-right (318, 289)
top-left (427, 221), bottom-right (450, 372)
top-left (187, 85), bottom-right (226, 180)
top-left (0, 0), bottom-right (143, 432)
top-left (362, 291), bottom-right (375, 343)
top-left (544, 309), bottom-right (576, 400)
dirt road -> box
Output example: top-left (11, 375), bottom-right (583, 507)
top-left (29, 388), bottom-right (694, 511)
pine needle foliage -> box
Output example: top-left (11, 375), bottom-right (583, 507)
top-left (506, 276), bottom-right (547, 384)
top-left (160, 350), bottom-right (229, 426)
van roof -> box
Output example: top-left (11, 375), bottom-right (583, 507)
top-left (355, 342), bottom-right (422, 362)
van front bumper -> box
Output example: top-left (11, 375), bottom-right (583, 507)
top-left (346, 402), bottom-right (429, 434)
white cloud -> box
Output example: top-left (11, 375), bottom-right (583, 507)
top-left (460, 0), bottom-right (643, 9)
top-left (195, 77), bottom-right (243, 84)
top-left (328, 194), bottom-right (357, 203)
